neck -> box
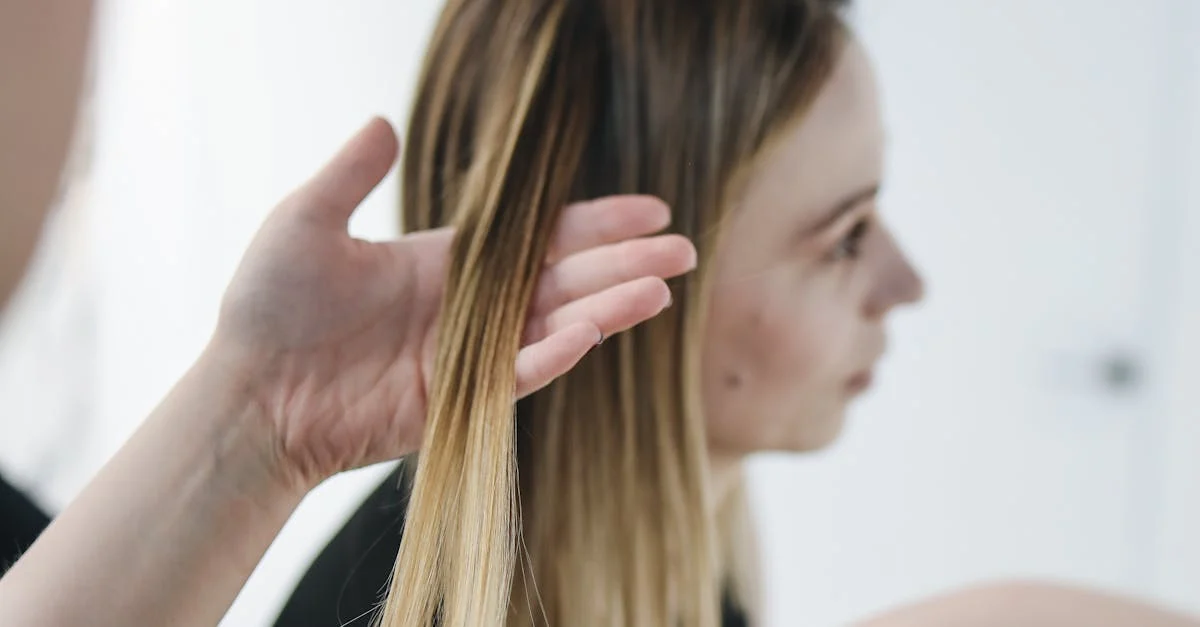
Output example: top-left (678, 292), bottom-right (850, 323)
top-left (707, 451), bottom-right (745, 513)
top-left (706, 450), bottom-right (759, 612)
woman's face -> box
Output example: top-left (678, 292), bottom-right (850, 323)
top-left (702, 38), bottom-right (924, 459)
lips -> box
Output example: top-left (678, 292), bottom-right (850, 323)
top-left (848, 335), bottom-right (887, 394)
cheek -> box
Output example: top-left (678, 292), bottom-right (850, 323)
top-left (701, 274), bottom-right (865, 454)
top-left (702, 281), bottom-right (837, 408)
top-left (700, 279), bottom-right (840, 432)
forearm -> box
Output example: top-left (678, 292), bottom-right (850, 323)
top-left (0, 344), bottom-right (306, 626)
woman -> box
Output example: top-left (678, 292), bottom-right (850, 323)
top-left (281, 0), bottom-right (913, 624)
top-left (276, 1), bottom-right (1200, 626)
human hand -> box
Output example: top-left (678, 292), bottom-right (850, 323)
top-left (210, 118), bottom-right (696, 489)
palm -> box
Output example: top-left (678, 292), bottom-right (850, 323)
top-left (214, 119), bottom-right (695, 484)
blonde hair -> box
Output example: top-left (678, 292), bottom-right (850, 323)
top-left (382, 1), bottom-right (849, 625)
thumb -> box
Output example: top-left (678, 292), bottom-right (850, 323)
top-left (288, 117), bottom-right (400, 228)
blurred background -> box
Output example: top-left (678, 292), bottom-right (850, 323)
top-left (1, 1), bottom-right (1198, 625)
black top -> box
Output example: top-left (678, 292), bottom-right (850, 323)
top-left (0, 471), bottom-right (51, 573)
top-left (276, 465), bottom-right (749, 626)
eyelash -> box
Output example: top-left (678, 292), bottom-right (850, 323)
top-left (827, 218), bottom-right (871, 263)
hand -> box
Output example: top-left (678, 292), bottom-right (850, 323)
top-left (211, 118), bottom-right (697, 488)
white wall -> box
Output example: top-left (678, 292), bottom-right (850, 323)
top-left (747, 2), bottom-right (1200, 625)
top-left (1152, 0), bottom-right (1200, 610)
top-left (2, 1), bottom-right (441, 624)
top-left (87, 2), bottom-right (444, 624)
top-left (0, 2), bottom-right (1197, 626)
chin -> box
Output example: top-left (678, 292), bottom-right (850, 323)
top-left (707, 405), bottom-right (850, 457)
top-left (781, 406), bottom-right (849, 452)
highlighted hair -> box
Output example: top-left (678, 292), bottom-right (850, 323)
top-left (381, 1), bottom-right (850, 625)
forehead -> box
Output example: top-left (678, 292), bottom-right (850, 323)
top-left (719, 39), bottom-right (885, 262)
top-left (764, 40), bottom-right (882, 190)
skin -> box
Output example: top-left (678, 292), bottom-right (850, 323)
top-left (704, 38), bottom-right (922, 462)
top-left (0, 5), bottom-right (1193, 625)
top-left (0, 0), bottom-right (95, 311)
top-left (854, 580), bottom-right (1200, 627)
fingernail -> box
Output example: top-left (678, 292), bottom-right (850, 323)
top-left (666, 292), bottom-right (674, 308)
top-left (596, 331), bottom-right (605, 346)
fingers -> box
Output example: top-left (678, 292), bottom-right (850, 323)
top-left (530, 234), bottom-right (696, 315)
top-left (516, 277), bottom-right (671, 398)
top-left (289, 117), bottom-right (399, 228)
top-left (545, 195), bottom-right (671, 264)
top-left (515, 322), bottom-right (602, 399)
top-left (523, 276), bottom-right (672, 345)
top-left (388, 193), bottom-right (674, 286)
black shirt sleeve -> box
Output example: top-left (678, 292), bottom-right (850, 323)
top-left (0, 471), bottom-right (52, 572)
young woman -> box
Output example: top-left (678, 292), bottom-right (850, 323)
top-left (275, 1), bottom-right (1200, 626)
top-left (279, 0), bottom-right (914, 624)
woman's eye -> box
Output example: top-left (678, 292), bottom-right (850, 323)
top-left (827, 219), bottom-right (870, 262)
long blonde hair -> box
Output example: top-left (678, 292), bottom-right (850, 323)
top-left (382, 1), bottom-right (849, 625)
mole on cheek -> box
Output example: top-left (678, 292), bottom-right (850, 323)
top-left (722, 303), bottom-right (769, 391)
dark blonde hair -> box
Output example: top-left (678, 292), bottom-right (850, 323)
top-left (383, 1), bottom-right (850, 625)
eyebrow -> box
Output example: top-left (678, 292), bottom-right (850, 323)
top-left (798, 184), bottom-right (880, 239)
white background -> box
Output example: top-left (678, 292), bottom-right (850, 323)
top-left (0, 1), bottom-right (1197, 625)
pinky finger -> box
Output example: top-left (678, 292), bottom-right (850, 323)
top-left (514, 321), bottom-right (602, 399)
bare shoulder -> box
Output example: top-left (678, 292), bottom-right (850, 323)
top-left (851, 580), bottom-right (1200, 627)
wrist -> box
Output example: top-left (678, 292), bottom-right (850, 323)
top-left (190, 338), bottom-right (317, 502)
top-left (0, 336), bottom-right (310, 626)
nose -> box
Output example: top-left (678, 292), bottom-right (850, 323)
top-left (864, 227), bottom-right (924, 319)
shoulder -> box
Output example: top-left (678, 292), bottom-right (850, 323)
top-left (278, 460), bottom-right (752, 626)
top-left (851, 580), bottom-right (1200, 627)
